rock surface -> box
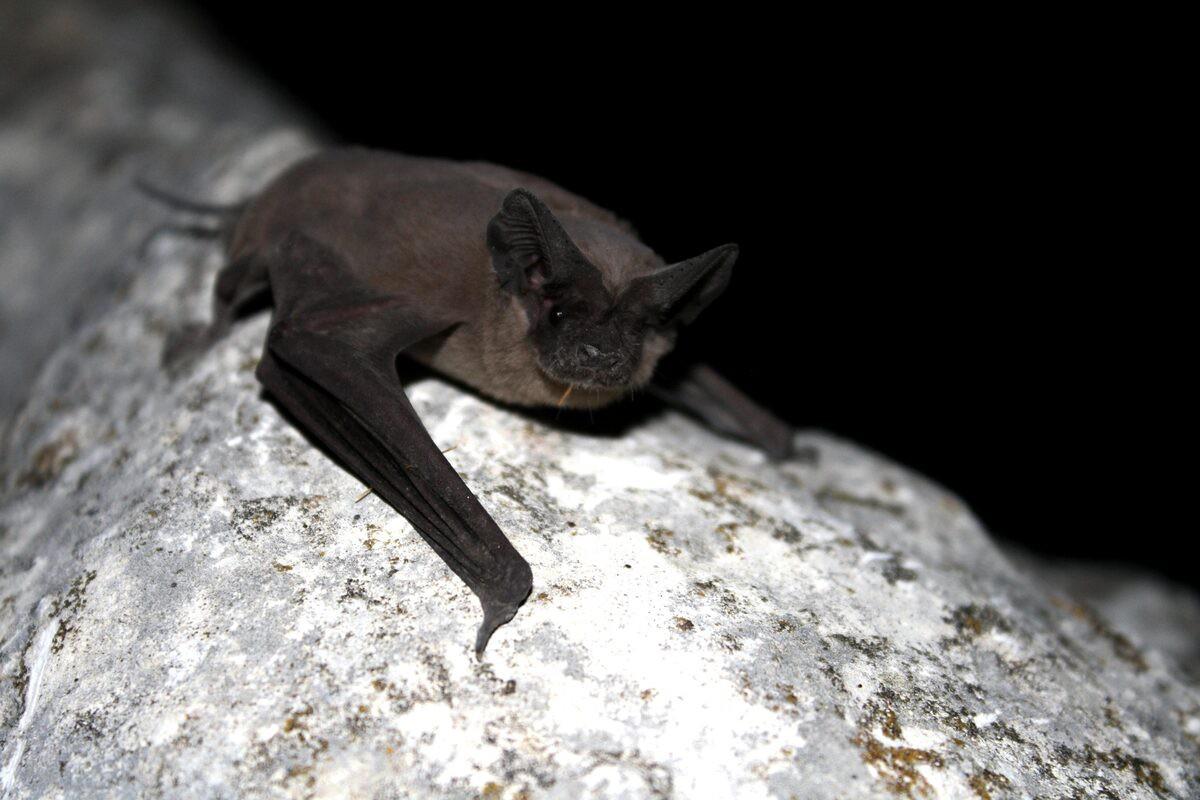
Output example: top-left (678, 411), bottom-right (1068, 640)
top-left (1006, 549), bottom-right (1200, 686)
top-left (0, 0), bottom-right (309, 419)
top-left (3, 4), bottom-right (1200, 797)
top-left (2, 143), bottom-right (1200, 800)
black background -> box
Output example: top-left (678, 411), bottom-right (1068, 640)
top-left (184, 7), bottom-right (1190, 587)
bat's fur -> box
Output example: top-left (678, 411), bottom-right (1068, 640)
top-left (409, 293), bottom-right (676, 409)
top-left (143, 147), bottom-right (794, 656)
top-left (226, 150), bottom-right (714, 409)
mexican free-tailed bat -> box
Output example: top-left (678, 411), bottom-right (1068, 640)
top-left (144, 148), bottom-right (795, 656)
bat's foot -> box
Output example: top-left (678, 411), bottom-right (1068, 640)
top-left (761, 435), bottom-right (796, 462)
top-left (790, 443), bottom-right (820, 465)
top-left (768, 437), bottom-right (820, 465)
top-left (162, 322), bottom-right (216, 371)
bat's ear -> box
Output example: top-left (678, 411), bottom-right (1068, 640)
top-left (633, 243), bottom-right (738, 326)
top-left (487, 188), bottom-right (595, 297)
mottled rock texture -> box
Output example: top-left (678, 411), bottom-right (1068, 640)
top-left (0, 140), bottom-right (1197, 799)
top-left (2, 4), bottom-right (1199, 799)
top-left (0, 0), bottom-right (308, 419)
top-left (1007, 550), bottom-right (1200, 686)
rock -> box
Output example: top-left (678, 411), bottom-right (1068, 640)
top-left (0, 0), bottom-right (312, 420)
top-left (1007, 550), bottom-right (1200, 685)
top-left (3, 3), bottom-right (1200, 796)
top-left (1, 145), bottom-right (1199, 800)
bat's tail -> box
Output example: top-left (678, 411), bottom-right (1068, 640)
top-left (134, 176), bottom-right (250, 260)
top-left (134, 176), bottom-right (248, 216)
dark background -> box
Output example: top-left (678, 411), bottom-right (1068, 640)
top-left (185, 8), bottom-right (1189, 586)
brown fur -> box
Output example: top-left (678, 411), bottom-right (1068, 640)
top-left (229, 148), bottom-right (676, 409)
top-left (411, 291), bottom-right (674, 409)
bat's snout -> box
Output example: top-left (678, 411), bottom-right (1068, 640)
top-left (575, 342), bottom-right (623, 371)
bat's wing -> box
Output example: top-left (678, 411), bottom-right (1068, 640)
top-left (650, 362), bottom-right (798, 461)
top-left (255, 233), bottom-right (532, 657)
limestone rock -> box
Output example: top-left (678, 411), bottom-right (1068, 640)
top-left (0, 0), bottom-right (310, 419)
top-left (1010, 550), bottom-right (1200, 685)
top-left (2, 3), bottom-right (1199, 795)
top-left (1, 140), bottom-right (1198, 800)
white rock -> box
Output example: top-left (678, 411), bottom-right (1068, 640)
top-left (0, 0), bottom-right (306, 419)
top-left (1, 4), bottom-right (1198, 794)
top-left (1, 139), bottom-right (1198, 800)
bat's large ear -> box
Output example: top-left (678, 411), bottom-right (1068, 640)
top-left (487, 188), bottom-right (594, 297)
top-left (633, 243), bottom-right (738, 326)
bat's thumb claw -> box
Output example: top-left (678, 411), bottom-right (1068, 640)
top-left (473, 561), bottom-right (532, 659)
top-left (474, 599), bottom-right (521, 659)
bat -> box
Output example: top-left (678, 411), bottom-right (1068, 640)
top-left (142, 148), bottom-right (796, 656)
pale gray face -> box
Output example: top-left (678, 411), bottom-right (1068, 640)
top-left (486, 188), bottom-right (739, 390)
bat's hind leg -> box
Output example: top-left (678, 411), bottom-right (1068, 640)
top-left (163, 256), bottom-right (271, 368)
top-left (651, 362), bottom-right (805, 461)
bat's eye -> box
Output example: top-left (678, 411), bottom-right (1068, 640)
top-left (549, 308), bottom-right (566, 325)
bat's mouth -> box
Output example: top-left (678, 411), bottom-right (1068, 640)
top-left (539, 358), bottom-right (636, 392)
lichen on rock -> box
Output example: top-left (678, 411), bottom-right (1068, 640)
top-left (2, 5), bottom-right (1199, 799)
top-left (2, 153), bottom-right (1199, 798)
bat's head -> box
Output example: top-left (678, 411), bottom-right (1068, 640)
top-left (488, 188), bottom-right (737, 394)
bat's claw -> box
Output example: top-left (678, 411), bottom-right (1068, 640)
top-left (474, 559), bottom-right (533, 658)
top-left (474, 598), bottom-right (523, 659)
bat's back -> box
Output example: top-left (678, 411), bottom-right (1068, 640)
top-left (229, 148), bottom-right (630, 320)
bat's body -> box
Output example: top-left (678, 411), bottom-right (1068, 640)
top-left (227, 151), bottom-right (668, 409)
top-left (156, 147), bottom-right (794, 655)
